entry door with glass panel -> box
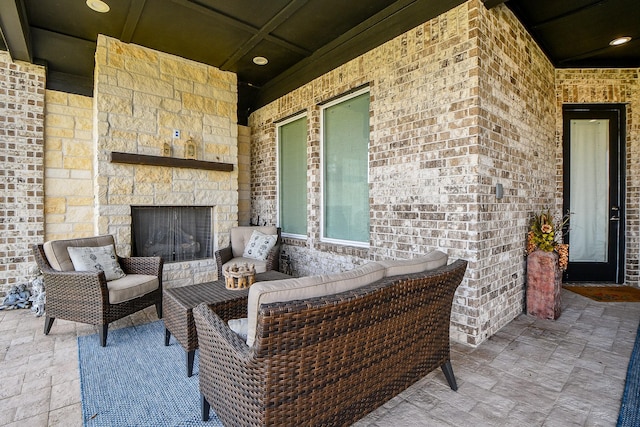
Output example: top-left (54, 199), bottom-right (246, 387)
top-left (562, 105), bottom-right (625, 282)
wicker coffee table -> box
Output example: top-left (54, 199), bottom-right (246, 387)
top-left (163, 270), bottom-right (291, 376)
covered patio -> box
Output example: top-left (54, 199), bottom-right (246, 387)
top-left (1, 0), bottom-right (640, 425)
top-left (1, 288), bottom-right (639, 425)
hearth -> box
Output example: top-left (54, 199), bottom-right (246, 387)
top-left (131, 206), bottom-right (212, 263)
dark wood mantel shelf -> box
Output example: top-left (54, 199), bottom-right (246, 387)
top-left (110, 152), bottom-right (234, 172)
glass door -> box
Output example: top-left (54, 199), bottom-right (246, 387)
top-left (562, 105), bottom-right (625, 282)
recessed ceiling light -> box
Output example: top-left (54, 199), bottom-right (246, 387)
top-left (253, 56), bottom-right (268, 66)
top-left (610, 36), bottom-right (631, 46)
top-left (86, 0), bottom-right (110, 13)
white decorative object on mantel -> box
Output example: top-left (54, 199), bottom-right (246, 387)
top-left (185, 137), bottom-right (197, 160)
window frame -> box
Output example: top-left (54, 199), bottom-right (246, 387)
top-left (276, 112), bottom-right (308, 240)
top-left (320, 87), bottom-right (371, 248)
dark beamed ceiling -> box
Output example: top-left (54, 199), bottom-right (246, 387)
top-left (0, 0), bottom-right (639, 124)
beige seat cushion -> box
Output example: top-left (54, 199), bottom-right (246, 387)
top-left (230, 226), bottom-right (277, 258)
top-left (379, 250), bottom-right (448, 277)
top-left (222, 257), bottom-right (268, 274)
top-left (245, 262), bottom-right (385, 346)
top-left (106, 274), bottom-right (159, 304)
top-left (43, 235), bottom-right (117, 271)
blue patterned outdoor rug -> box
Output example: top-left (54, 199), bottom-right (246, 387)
top-left (618, 321), bottom-right (640, 427)
top-left (78, 321), bottom-right (222, 426)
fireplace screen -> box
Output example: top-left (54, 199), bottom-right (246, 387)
top-left (131, 206), bottom-right (212, 263)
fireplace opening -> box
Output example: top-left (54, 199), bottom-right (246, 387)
top-left (131, 206), bottom-right (213, 263)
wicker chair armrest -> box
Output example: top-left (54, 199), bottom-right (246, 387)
top-left (215, 246), bottom-right (233, 277)
top-left (264, 242), bottom-right (281, 272)
top-left (41, 269), bottom-right (109, 308)
top-left (207, 296), bottom-right (248, 323)
top-left (42, 269), bottom-right (108, 286)
top-left (194, 303), bottom-right (252, 359)
top-left (119, 256), bottom-right (163, 277)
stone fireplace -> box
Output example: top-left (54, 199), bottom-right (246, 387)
top-left (91, 35), bottom-right (239, 288)
top-left (131, 206), bottom-right (212, 262)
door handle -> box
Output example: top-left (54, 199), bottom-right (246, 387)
top-left (610, 206), bottom-right (620, 221)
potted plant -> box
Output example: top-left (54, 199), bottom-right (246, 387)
top-left (525, 210), bottom-right (569, 320)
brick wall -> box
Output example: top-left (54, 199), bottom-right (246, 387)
top-left (44, 91), bottom-right (94, 241)
top-left (0, 51), bottom-right (46, 295)
top-left (93, 35), bottom-right (238, 288)
top-left (556, 69), bottom-right (640, 285)
top-left (238, 125), bottom-right (251, 225)
top-left (249, 0), bottom-right (557, 345)
top-left (470, 5), bottom-right (557, 341)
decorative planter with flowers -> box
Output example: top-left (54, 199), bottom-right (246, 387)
top-left (525, 210), bottom-right (569, 320)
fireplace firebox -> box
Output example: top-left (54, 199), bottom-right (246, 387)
top-left (131, 206), bottom-right (213, 263)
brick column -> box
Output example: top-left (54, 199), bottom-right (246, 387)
top-left (0, 52), bottom-right (46, 294)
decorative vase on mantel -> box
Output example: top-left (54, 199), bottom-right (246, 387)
top-left (526, 249), bottom-right (562, 320)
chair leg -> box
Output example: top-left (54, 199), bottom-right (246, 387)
top-left (44, 316), bottom-right (55, 335)
top-left (187, 350), bottom-right (195, 377)
top-left (164, 328), bottom-right (171, 346)
top-left (99, 325), bottom-right (108, 347)
top-left (441, 361), bottom-right (458, 391)
top-left (201, 393), bottom-right (210, 421)
top-left (155, 301), bottom-right (162, 319)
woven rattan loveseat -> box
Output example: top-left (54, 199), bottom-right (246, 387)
top-left (32, 235), bottom-right (163, 346)
top-left (193, 254), bottom-right (467, 426)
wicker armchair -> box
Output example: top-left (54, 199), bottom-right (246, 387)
top-left (32, 235), bottom-right (163, 346)
top-left (194, 259), bottom-right (467, 426)
top-left (215, 226), bottom-right (281, 279)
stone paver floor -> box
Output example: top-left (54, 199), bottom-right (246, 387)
top-left (1, 288), bottom-right (639, 426)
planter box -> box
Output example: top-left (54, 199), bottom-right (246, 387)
top-left (526, 250), bottom-right (562, 320)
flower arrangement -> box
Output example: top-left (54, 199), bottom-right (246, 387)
top-left (526, 210), bottom-right (570, 270)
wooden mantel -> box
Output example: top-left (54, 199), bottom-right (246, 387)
top-left (110, 152), bottom-right (234, 172)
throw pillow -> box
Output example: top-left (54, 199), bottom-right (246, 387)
top-left (67, 245), bottom-right (126, 281)
top-left (228, 318), bottom-right (248, 341)
top-left (242, 230), bottom-right (277, 261)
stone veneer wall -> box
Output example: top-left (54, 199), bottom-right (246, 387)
top-left (94, 35), bottom-right (238, 288)
top-left (555, 69), bottom-right (640, 286)
top-left (0, 51), bottom-right (46, 295)
top-left (249, 0), bottom-right (556, 345)
top-left (44, 91), bottom-right (95, 241)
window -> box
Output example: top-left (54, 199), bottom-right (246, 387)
top-left (321, 88), bottom-right (370, 246)
top-left (277, 114), bottom-right (308, 237)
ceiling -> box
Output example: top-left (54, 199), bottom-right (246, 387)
top-left (0, 0), bottom-right (638, 124)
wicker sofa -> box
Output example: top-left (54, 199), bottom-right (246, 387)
top-left (193, 252), bottom-right (467, 426)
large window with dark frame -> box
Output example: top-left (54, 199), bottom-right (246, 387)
top-left (321, 88), bottom-right (370, 246)
top-left (277, 114), bottom-right (308, 238)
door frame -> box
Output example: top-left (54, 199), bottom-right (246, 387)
top-left (562, 103), bottom-right (626, 283)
